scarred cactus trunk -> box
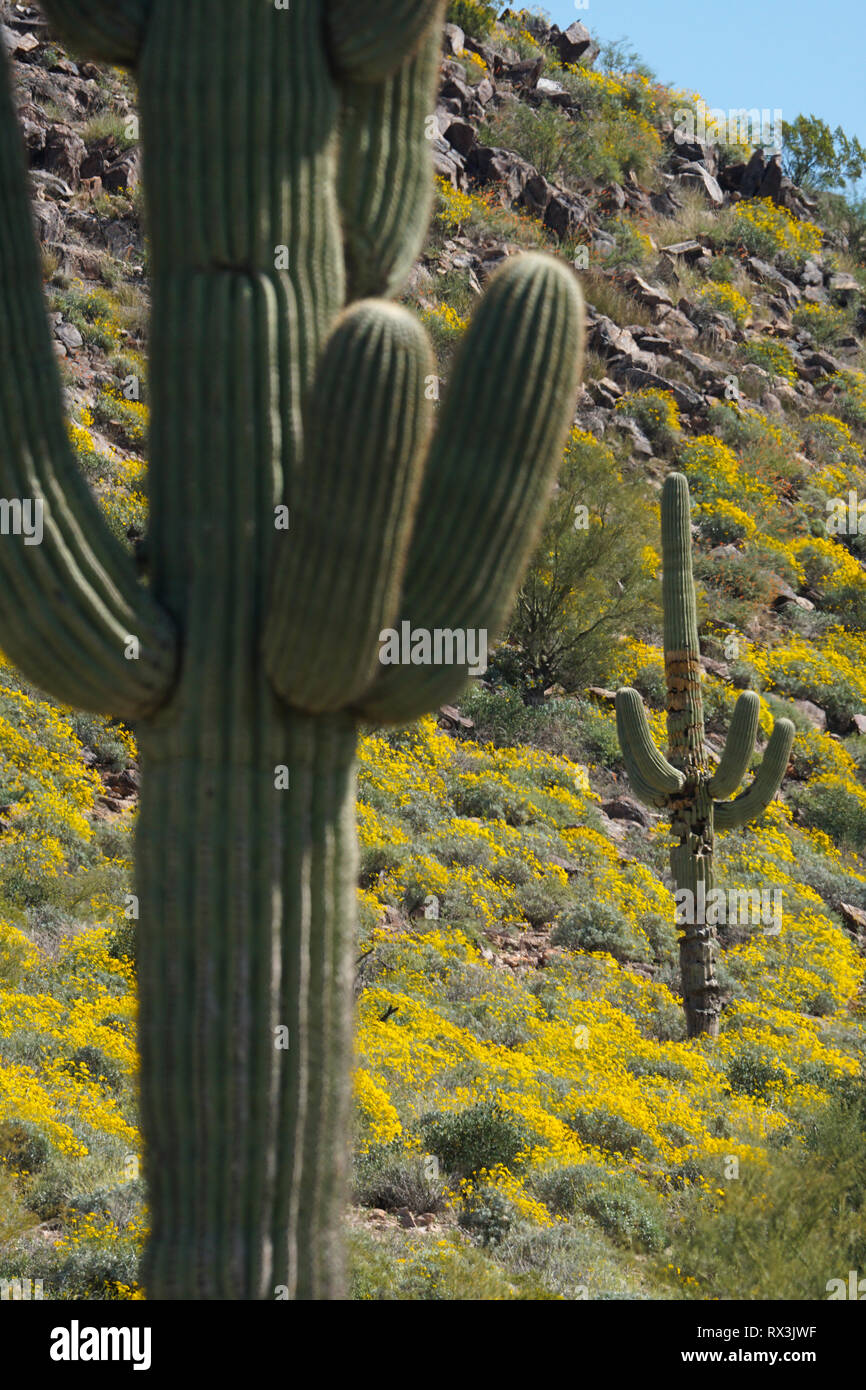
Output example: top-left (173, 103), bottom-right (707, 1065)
top-left (0, 1), bottom-right (585, 1297)
top-left (662, 475), bottom-right (721, 1038)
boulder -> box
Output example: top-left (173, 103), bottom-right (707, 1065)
top-left (758, 153), bottom-right (783, 202)
top-left (442, 22), bottom-right (464, 57)
top-left (42, 122), bottom-right (86, 188)
top-left (839, 903), bottom-right (866, 936)
top-left (554, 21), bottom-right (598, 66)
top-left (792, 698), bottom-right (827, 731)
top-left (740, 148), bottom-right (765, 197)
top-left (676, 162), bottom-right (724, 205)
top-left (602, 797), bottom-right (651, 827)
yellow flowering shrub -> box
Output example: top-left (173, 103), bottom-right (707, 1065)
top-left (732, 199), bottom-right (823, 260)
top-left (699, 281), bottom-right (750, 326)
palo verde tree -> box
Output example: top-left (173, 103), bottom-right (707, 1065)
top-left (0, 2), bottom-right (584, 1297)
top-left (615, 474), bottom-right (794, 1038)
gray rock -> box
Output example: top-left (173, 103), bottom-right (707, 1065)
top-left (792, 698), bottom-right (827, 731)
top-left (602, 797), bottom-right (650, 827)
top-left (554, 21), bottom-right (598, 66)
top-left (29, 168), bottom-right (73, 200)
top-left (43, 122), bottom-right (86, 188)
top-left (442, 22), bottom-right (464, 57)
top-left (676, 162), bottom-right (724, 205)
top-left (55, 320), bottom-right (83, 351)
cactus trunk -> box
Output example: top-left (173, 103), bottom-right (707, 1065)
top-left (137, 713), bottom-right (357, 1300)
top-left (663, 475), bottom-right (721, 1038)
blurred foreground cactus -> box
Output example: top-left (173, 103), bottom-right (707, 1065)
top-left (616, 474), bottom-right (794, 1038)
top-left (0, 2), bottom-right (583, 1296)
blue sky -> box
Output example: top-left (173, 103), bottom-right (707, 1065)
top-left (538, 1), bottom-right (866, 150)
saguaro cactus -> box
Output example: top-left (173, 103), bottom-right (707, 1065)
top-left (0, 4), bottom-right (584, 1297)
top-left (615, 473), bottom-right (794, 1039)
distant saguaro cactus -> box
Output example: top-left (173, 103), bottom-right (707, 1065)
top-left (0, 2), bottom-right (584, 1297)
top-left (615, 474), bottom-right (794, 1038)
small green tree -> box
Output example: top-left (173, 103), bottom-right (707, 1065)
top-left (782, 114), bottom-right (866, 192)
top-left (505, 430), bottom-right (658, 697)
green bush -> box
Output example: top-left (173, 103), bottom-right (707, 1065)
top-left (568, 1107), bottom-right (655, 1158)
top-left (419, 1101), bottom-right (532, 1178)
top-left (446, 0), bottom-right (497, 36)
top-left (551, 901), bottom-right (649, 963)
top-left (740, 339), bottom-right (799, 385)
top-left (789, 780), bottom-right (866, 852)
top-left (508, 429), bottom-right (658, 695)
top-left (459, 1183), bottom-right (513, 1246)
top-left (666, 1080), bottom-right (866, 1299)
top-left (353, 1144), bottom-right (448, 1213)
top-left (726, 1046), bottom-right (787, 1101)
top-left (532, 1161), bottom-right (667, 1251)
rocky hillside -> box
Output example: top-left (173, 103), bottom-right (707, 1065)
top-left (1, 3), bottom-right (865, 1302)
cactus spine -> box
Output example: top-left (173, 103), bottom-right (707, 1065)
top-left (616, 474), bottom-right (794, 1039)
top-left (0, 2), bottom-right (584, 1297)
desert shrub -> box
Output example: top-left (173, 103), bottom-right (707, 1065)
top-left (666, 1080), bottom-right (866, 1299)
top-left (827, 370), bottom-right (866, 430)
top-left (614, 387), bottom-right (681, 450)
top-left (353, 1143), bottom-right (448, 1213)
top-left (705, 253), bottom-right (738, 283)
top-left (694, 499), bottom-right (757, 545)
top-left (508, 428), bottom-right (658, 695)
top-left (419, 1101), bottom-right (532, 1178)
top-left (789, 776), bottom-right (866, 852)
top-left (720, 198), bottom-right (823, 265)
top-left (568, 1107), bottom-right (655, 1157)
top-left (698, 281), bottom-right (750, 326)
top-left (551, 901), bottom-right (649, 962)
top-left (515, 878), bottom-right (569, 927)
top-left (740, 339), bottom-right (799, 385)
top-left (446, 0), bottom-right (497, 36)
top-left (480, 102), bottom-right (577, 183)
top-left (532, 1161), bottom-right (667, 1251)
top-left (726, 1046), bottom-right (788, 1101)
top-left (450, 774), bottom-right (528, 825)
top-left (631, 661), bottom-right (667, 708)
top-left (600, 218), bottom-right (655, 269)
top-left (49, 283), bottom-right (122, 352)
top-left (459, 1183), bottom-right (513, 1246)
top-left (793, 301), bottom-right (847, 343)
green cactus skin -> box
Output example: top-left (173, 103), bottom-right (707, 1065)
top-left (616, 474), bottom-right (794, 1038)
top-left (1, 2), bottom-right (584, 1297)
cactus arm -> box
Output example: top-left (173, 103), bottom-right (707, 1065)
top-left (714, 719), bottom-right (795, 830)
top-left (327, 0), bottom-right (445, 82)
top-left (707, 690), bottom-right (761, 799)
top-left (337, 13), bottom-right (442, 301)
top-left (0, 40), bottom-right (175, 718)
top-left (616, 688), bottom-right (685, 796)
top-left (618, 742), bottom-right (675, 811)
top-left (40, 0), bottom-right (151, 64)
top-left (264, 300), bottom-right (435, 712)
top-left (354, 253), bottom-right (584, 726)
